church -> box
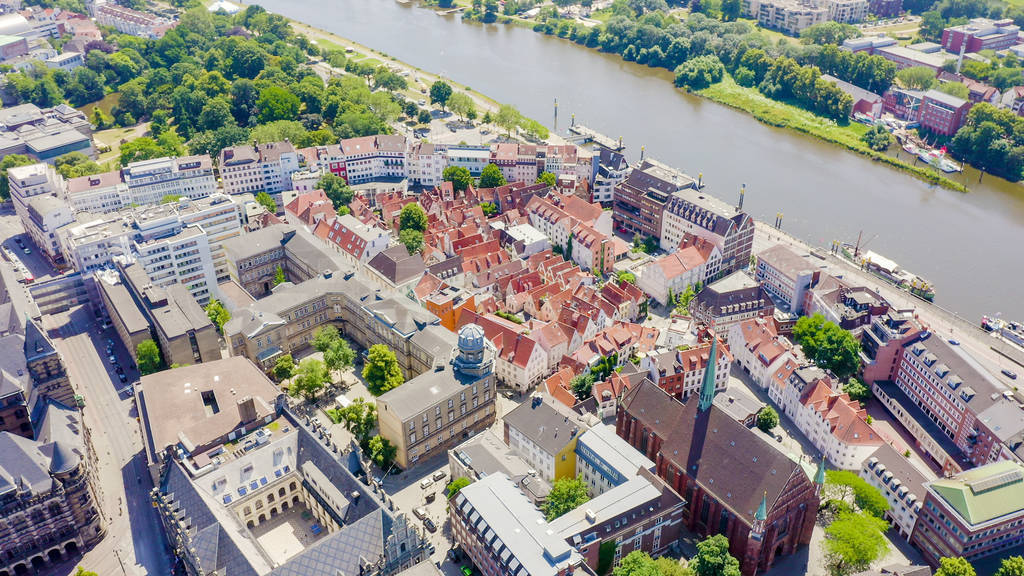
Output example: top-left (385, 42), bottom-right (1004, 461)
top-left (615, 339), bottom-right (823, 575)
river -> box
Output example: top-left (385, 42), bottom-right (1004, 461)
top-left (257, 0), bottom-right (1024, 322)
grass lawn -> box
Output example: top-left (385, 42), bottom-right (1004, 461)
top-left (79, 92), bottom-right (121, 119)
top-left (698, 74), bottom-right (967, 192)
top-left (92, 122), bottom-right (151, 164)
top-left (699, 74), bottom-right (869, 147)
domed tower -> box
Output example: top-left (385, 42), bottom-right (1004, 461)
top-left (453, 324), bottom-right (493, 378)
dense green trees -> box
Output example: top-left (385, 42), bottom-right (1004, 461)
top-left (318, 173), bottom-right (354, 209)
top-left (443, 165), bottom-right (473, 193)
top-left (861, 124), bottom-right (893, 151)
top-left (792, 314), bottom-right (861, 379)
top-left (479, 163), bottom-right (507, 188)
top-left (690, 534), bottom-right (741, 576)
top-left (614, 551), bottom-right (693, 576)
top-left (204, 299), bottom-right (231, 333)
top-left (756, 406), bottom-right (778, 432)
top-left (543, 476), bottom-right (590, 520)
top-left (363, 344), bottom-right (404, 396)
top-left (255, 192), bottom-right (277, 214)
top-left (934, 557), bottom-right (977, 576)
top-left (447, 477), bottom-right (471, 498)
top-left (273, 354), bottom-right (295, 381)
top-left (949, 103), bottom-right (1024, 181)
top-left (675, 55), bottom-right (725, 89)
top-left (896, 66), bottom-right (938, 90)
top-left (399, 203), bottom-right (428, 233)
top-left (137, 339), bottom-right (163, 375)
top-left (799, 22), bottom-right (862, 45)
top-left (825, 470), bottom-right (890, 519)
top-left (400, 229), bottom-right (425, 255)
top-left (334, 397), bottom-right (377, 445)
top-left (289, 358), bottom-right (330, 401)
top-left (570, 372), bottom-right (595, 400)
top-left (824, 512), bottom-right (890, 576)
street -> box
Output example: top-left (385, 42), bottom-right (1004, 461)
top-left (0, 209), bottom-right (62, 283)
top-left (40, 305), bottom-right (171, 576)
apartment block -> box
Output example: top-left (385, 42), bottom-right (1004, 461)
top-left (755, 245), bottom-right (819, 314)
top-left (861, 444), bottom-right (929, 541)
top-left (94, 2), bottom-right (174, 38)
top-left (122, 155), bottom-right (216, 205)
top-left (919, 89), bottom-right (971, 136)
top-left (339, 134), bottom-right (407, 184)
top-left (65, 170), bottom-right (128, 213)
top-left (613, 159), bottom-right (695, 241)
top-left (689, 271), bottom-right (775, 340)
top-left (503, 397), bottom-right (588, 483)
top-left (7, 163), bottom-right (66, 261)
top-left (221, 224), bottom-right (335, 298)
top-left (219, 140), bottom-right (300, 198)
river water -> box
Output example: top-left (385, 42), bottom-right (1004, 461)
top-left (257, 0), bottom-right (1024, 321)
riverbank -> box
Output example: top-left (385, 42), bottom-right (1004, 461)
top-left (698, 76), bottom-right (969, 193)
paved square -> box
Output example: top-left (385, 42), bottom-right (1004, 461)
top-left (252, 506), bottom-right (329, 565)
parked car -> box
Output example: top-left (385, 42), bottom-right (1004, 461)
top-left (413, 506), bottom-right (428, 520)
top-left (432, 470), bottom-right (447, 482)
top-left (423, 517), bottom-right (437, 533)
top-left (118, 373), bottom-right (127, 383)
top-left (108, 355), bottom-right (116, 364)
top-left (23, 248), bottom-right (30, 254)
top-left (425, 491), bottom-right (436, 503)
top-left (419, 478), bottom-right (434, 490)
top-left (14, 238), bottom-right (23, 246)
top-left (948, 339), bottom-right (960, 345)
top-left (1002, 369), bottom-right (1018, 380)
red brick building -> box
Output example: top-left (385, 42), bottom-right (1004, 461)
top-left (612, 159), bottom-right (695, 241)
top-left (615, 347), bottom-right (821, 576)
top-left (941, 18), bottom-right (1020, 54)
top-left (911, 460), bottom-right (1024, 567)
top-left (919, 89), bottom-right (972, 136)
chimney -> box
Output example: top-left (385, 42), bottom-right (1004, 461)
top-left (237, 396), bottom-right (257, 423)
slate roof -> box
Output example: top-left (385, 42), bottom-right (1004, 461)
top-left (367, 245), bottom-right (426, 286)
top-left (620, 379), bottom-right (810, 524)
top-left (503, 398), bottom-right (587, 457)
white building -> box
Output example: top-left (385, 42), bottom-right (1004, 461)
top-left (25, 194), bottom-right (74, 264)
top-left (446, 146), bottom-right (490, 177)
top-left (502, 398), bottom-right (589, 483)
top-left (122, 155), bottom-right (217, 207)
top-left (789, 369), bottom-right (883, 470)
top-left (860, 444), bottom-right (929, 540)
top-left (316, 213), bottom-right (391, 265)
top-left (592, 149), bottom-right (629, 204)
top-left (637, 237), bottom-right (721, 306)
top-left (406, 141), bottom-right (447, 187)
top-left (45, 51), bottom-right (83, 71)
top-left (95, 3), bottom-right (174, 38)
top-left (288, 169), bottom-right (323, 193)
top-left (220, 141), bottom-right (301, 198)
top-left (574, 425), bottom-right (654, 497)
top-left (6, 163), bottom-right (69, 259)
top-left (59, 213), bottom-right (134, 274)
top-left (65, 171), bottom-right (130, 213)
top-left (755, 244), bottom-right (818, 314)
top-left (133, 225), bottom-right (217, 304)
top-left (339, 134), bottom-right (407, 184)
top-left (728, 318), bottom-right (798, 391)
top-left (504, 223), bottom-right (550, 257)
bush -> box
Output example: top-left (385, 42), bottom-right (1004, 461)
top-left (674, 55), bottom-right (725, 90)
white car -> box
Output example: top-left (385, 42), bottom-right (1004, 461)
top-left (419, 478), bottom-right (434, 490)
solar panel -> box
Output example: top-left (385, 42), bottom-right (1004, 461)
top-left (969, 470), bottom-right (1024, 494)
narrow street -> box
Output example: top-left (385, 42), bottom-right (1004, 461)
top-left (42, 307), bottom-right (171, 576)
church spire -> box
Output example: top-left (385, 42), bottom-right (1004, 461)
top-left (698, 336), bottom-right (718, 412)
top-left (755, 491), bottom-right (768, 522)
top-left (814, 457), bottom-right (827, 496)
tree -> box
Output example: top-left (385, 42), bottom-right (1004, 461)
top-left (934, 557), bottom-right (977, 576)
top-left (0, 154), bottom-right (35, 201)
top-left (495, 104), bottom-right (521, 135)
top-left (273, 354), bottom-right (295, 381)
top-left (823, 512), bottom-right (890, 576)
top-left (119, 137), bottom-right (164, 166)
top-left (825, 470), bottom-right (890, 518)
top-left (400, 229), bottom-right (424, 254)
top-left (363, 344), bottom-right (404, 395)
top-left (896, 66), bottom-right (937, 90)
top-left (399, 203), bottom-right (428, 232)
top-left (289, 358), bottom-right (329, 401)
top-left (919, 11), bottom-right (948, 42)
top-left (792, 314), bottom-right (861, 379)
top-left (54, 152), bottom-right (103, 179)
top-left (205, 299), bottom-right (231, 333)
top-left (720, 0), bottom-right (740, 20)
top-left (995, 557), bottom-right (1024, 576)
top-left (324, 338), bottom-right (356, 373)
top-left (336, 397), bottom-right (377, 445)
top-left (757, 406), bottom-right (779, 432)
top-left (674, 56), bottom-right (725, 90)
top-left (448, 92), bottom-right (476, 121)
top-left (843, 378), bottom-right (870, 404)
top-left (429, 80), bottom-right (453, 111)
top-left (313, 325), bottom-right (341, 353)
top-left (318, 173), bottom-right (353, 209)
top-left (258, 85), bottom-right (301, 123)
top-left (479, 163), bottom-right (507, 188)
top-left (443, 165), bottom-right (473, 193)
top-left (137, 339), bottom-right (163, 375)
top-left (198, 97), bottom-right (234, 132)
top-left (273, 265), bottom-right (286, 286)
top-left (614, 552), bottom-right (665, 576)
top-left (570, 372), bottom-right (595, 400)
top-left (616, 271), bottom-right (637, 284)
top-left (543, 475), bottom-right (590, 521)
top-left (537, 171), bottom-right (557, 186)
top-left (480, 202), bottom-right (498, 216)
top-left (255, 192), bottom-right (277, 214)
top-left (860, 124), bottom-right (893, 151)
top-left (936, 81), bottom-right (970, 99)
top-left (367, 434), bottom-right (397, 469)
top-left (75, 569), bottom-right (99, 576)
top-left (691, 534), bottom-right (741, 576)
top-left (800, 22), bottom-right (862, 45)
top-left (447, 477), bottom-right (471, 499)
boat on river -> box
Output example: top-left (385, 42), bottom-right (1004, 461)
top-left (917, 146), bottom-right (962, 173)
top-left (840, 245), bottom-right (936, 302)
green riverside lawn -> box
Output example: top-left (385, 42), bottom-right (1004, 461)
top-left (697, 74), bottom-right (968, 193)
